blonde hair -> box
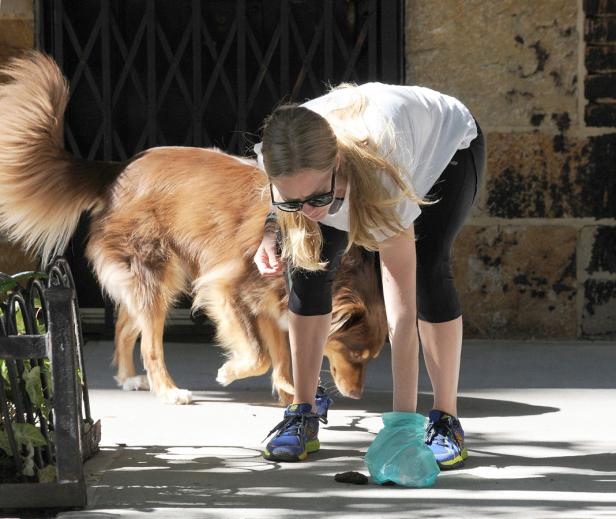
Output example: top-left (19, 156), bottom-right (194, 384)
top-left (261, 84), bottom-right (425, 271)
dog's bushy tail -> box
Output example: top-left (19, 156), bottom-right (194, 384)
top-left (0, 51), bottom-right (120, 265)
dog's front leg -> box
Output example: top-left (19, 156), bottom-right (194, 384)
top-left (216, 354), bottom-right (271, 386)
top-left (256, 315), bottom-right (295, 405)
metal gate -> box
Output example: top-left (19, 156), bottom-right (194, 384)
top-left (35, 0), bottom-right (405, 329)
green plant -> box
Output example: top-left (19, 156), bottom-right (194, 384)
top-left (0, 271), bottom-right (55, 483)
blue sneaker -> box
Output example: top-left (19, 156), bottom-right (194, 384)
top-left (315, 385), bottom-right (333, 419)
top-left (263, 403), bottom-right (325, 462)
top-left (425, 409), bottom-right (468, 470)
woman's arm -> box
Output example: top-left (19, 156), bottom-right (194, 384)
top-left (254, 207), bottom-right (284, 276)
top-left (378, 227), bottom-right (419, 412)
top-left (263, 207), bottom-right (279, 235)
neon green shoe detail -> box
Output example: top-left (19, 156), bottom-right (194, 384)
top-left (263, 403), bottom-right (326, 462)
top-left (426, 410), bottom-right (468, 470)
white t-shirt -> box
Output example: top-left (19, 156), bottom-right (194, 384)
top-left (254, 82), bottom-right (477, 241)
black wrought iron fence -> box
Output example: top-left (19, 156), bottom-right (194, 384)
top-left (0, 258), bottom-right (100, 510)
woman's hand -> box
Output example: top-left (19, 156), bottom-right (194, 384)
top-left (254, 231), bottom-right (284, 276)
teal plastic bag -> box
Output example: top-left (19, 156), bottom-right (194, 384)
top-left (365, 412), bottom-right (440, 487)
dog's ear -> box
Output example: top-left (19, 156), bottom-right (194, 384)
top-left (330, 312), bottom-right (351, 334)
top-left (330, 305), bottom-right (365, 334)
top-left (347, 347), bottom-right (371, 362)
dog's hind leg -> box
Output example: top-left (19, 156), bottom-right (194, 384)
top-left (138, 305), bottom-right (192, 405)
top-left (113, 304), bottom-right (149, 391)
top-left (134, 254), bottom-right (192, 405)
top-left (90, 238), bottom-right (191, 404)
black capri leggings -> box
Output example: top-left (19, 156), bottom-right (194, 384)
top-left (287, 122), bottom-right (486, 322)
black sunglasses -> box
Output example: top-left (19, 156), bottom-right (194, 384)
top-left (270, 168), bottom-right (337, 212)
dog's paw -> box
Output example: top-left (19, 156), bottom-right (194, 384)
top-left (216, 365), bottom-right (235, 386)
top-left (115, 375), bottom-right (150, 391)
top-left (160, 388), bottom-right (193, 405)
top-left (114, 375), bottom-right (149, 391)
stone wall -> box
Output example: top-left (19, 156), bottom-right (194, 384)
top-left (407, 0), bottom-right (616, 338)
top-left (0, 0), bottom-right (38, 273)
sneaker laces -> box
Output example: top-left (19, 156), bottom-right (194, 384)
top-left (263, 412), bottom-right (327, 442)
top-left (315, 385), bottom-right (333, 420)
top-left (425, 417), bottom-right (453, 446)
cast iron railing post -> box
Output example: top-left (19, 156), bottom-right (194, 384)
top-left (45, 287), bottom-right (85, 488)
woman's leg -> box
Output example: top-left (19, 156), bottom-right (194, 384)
top-left (263, 224), bottom-right (347, 461)
top-left (414, 127), bottom-right (485, 468)
top-left (418, 317), bottom-right (462, 416)
top-left (285, 223), bottom-right (349, 409)
top-left (415, 128), bottom-right (485, 414)
top-left (288, 312), bottom-right (332, 409)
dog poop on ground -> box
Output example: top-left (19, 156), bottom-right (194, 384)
top-left (334, 471), bottom-right (369, 484)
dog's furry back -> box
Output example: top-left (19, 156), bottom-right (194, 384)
top-left (86, 146), bottom-right (275, 317)
top-left (0, 51), bottom-right (122, 264)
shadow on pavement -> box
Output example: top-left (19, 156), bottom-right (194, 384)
top-left (191, 390), bottom-right (560, 419)
top-left (70, 442), bottom-right (616, 516)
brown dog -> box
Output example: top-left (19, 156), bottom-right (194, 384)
top-left (0, 52), bottom-right (387, 404)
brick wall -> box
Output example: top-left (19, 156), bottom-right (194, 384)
top-left (406, 0), bottom-right (615, 338)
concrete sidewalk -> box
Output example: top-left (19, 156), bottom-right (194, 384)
top-left (56, 339), bottom-right (616, 518)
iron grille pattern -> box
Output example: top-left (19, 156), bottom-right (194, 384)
top-left (37, 0), bottom-right (404, 159)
